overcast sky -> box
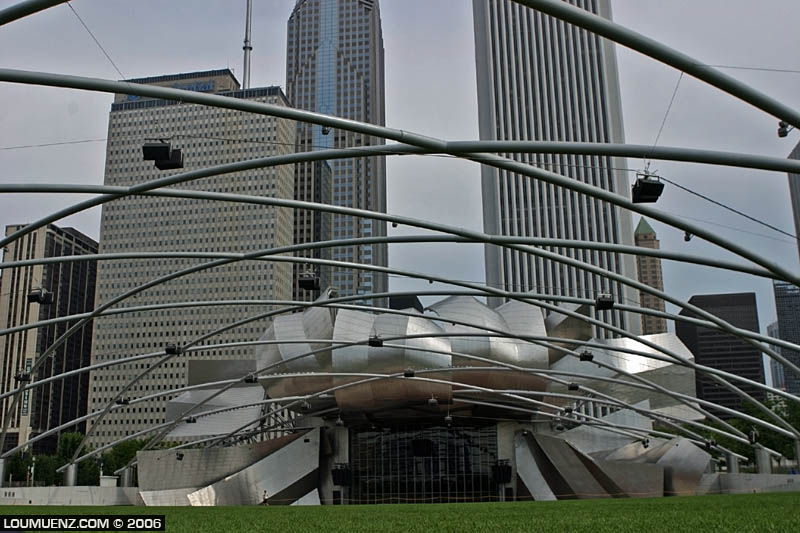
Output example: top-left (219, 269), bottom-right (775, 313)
top-left (1, 0), bottom-right (799, 356)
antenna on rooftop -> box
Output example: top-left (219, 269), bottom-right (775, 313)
top-left (242, 0), bottom-right (253, 89)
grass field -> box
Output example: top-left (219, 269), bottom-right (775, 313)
top-left (1, 493), bottom-right (798, 532)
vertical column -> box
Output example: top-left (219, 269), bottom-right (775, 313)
top-left (754, 445), bottom-right (772, 474)
top-left (0, 457), bottom-right (5, 487)
top-left (726, 453), bottom-right (739, 474)
top-left (120, 467), bottom-right (134, 487)
top-left (64, 463), bottom-right (77, 486)
top-left (794, 440), bottom-right (800, 471)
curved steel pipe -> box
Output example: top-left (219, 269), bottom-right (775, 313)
top-left (12, 246), bottom-right (793, 462)
top-left (511, 0), bottom-right (800, 128)
top-left (5, 285), bottom-right (800, 376)
top-left (0, 218), bottom-right (777, 281)
top-left (0, 0), bottom-right (67, 26)
top-left (3, 182), bottom-right (795, 391)
top-left (0, 69), bottom-right (797, 290)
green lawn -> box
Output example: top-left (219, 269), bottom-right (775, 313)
top-left (2, 493), bottom-right (798, 532)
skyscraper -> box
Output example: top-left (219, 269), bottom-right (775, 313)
top-left (772, 280), bottom-right (800, 394)
top-left (675, 293), bottom-right (765, 413)
top-left (788, 140), bottom-right (800, 262)
top-left (633, 218), bottom-right (667, 335)
top-left (0, 224), bottom-right (97, 453)
top-left (473, 0), bottom-right (638, 335)
top-left (87, 70), bottom-right (295, 447)
top-left (286, 0), bottom-right (387, 302)
top-left (766, 321), bottom-right (787, 391)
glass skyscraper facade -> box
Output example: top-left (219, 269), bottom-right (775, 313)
top-left (772, 280), bottom-right (800, 394)
top-left (0, 224), bottom-right (97, 453)
top-left (286, 0), bottom-right (387, 302)
top-left (788, 140), bottom-right (800, 263)
top-left (472, 0), bottom-right (639, 335)
top-left (676, 293), bottom-right (765, 413)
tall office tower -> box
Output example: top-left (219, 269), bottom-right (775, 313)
top-left (772, 280), bottom-right (800, 394)
top-left (0, 224), bottom-right (97, 453)
top-left (473, 0), bottom-right (639, 335)
top-left (676, 293), bottom-right (765, 413)
top-left (286, 0), bottom-right (387, 302)
top-left (767, 322), bottom-right (787, 390)
top-left (633, 218), bottom-right (667, 335)
top-left (87, 70), bottom-right (295, 447)
top-left (788, 141), bottom-right (800, 262)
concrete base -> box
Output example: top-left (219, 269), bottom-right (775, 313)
top-left (696, 473), bottom-right (800, 495)
top-left (100, 476), bottom-right (119, 487)
top-left (139, 488), bottom-right (197, 506)
top-left (0, 487), bottom-right (138, 506)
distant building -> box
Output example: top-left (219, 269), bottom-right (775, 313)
top-left (473, 0), bottom-right (639, 336)
top-left (388, 295), bottom-right (424, 314)
top-left (0, 224), bottom-right (97, 453)
top-left (788, 140), bottom-right (800, 262)
top-left (766, 321), bottom-right (786, 390)
top-left (87, 69), bottom-right (295, 448)
top-left (633, 218), bottom-right (667, 335)
top-left (772, 280), bottom-right (800, 394)
top-left (675, 293), bottom-right (765, 413)
top-left (286, 0), bottom-right (388, 302)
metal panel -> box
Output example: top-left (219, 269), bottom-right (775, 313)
top-left (187, 360), bottom-right (256, 387)
top-left (550, 333), bottom-right (696, 411)
top-left (369, 314), bottom-right (452, 407)
top-left (275, 314), bottom-right (317, 373)
top-left (495, 298), bottom-right (549, 368)
top-left (570, 444), bottom-right (664, 498)
top-left (291, 489), bottom-right (321, 506)
top-left (429, 296), bottom-right (509, 362)
top-left (600, 436), bottom-right (710, 496)
top-left (534, 434), bottom-right (608, 499)
top-left (332, 310), bottom-right (376, 409)
top-left (655, 437), bottom-right (711, 496)
top-left (187, 428), bottom-right (320, 506)
top-left (544, 303), bottom-right (592, 365)
top-left (139, 488), bottom-right (197, 506)
top-left (165, 385), bottom-right (264, 438)
top-left (137, 435), bottom-right (300, 491)
top-left (563, 400), bottom-right (653, 455)
top-left (514, 432), bottom-right (557, 501)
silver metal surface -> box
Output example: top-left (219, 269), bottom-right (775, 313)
top-left (563, 400), bottom-right (654, 455)
top-left (655, 437), bottom-right (712, 496)
top-left (64, 464), bottom-right (77, 487)
top-left (139, 488), bottom-right (196, 507)
top-left (137, 437), bottom-right (300, 492)
top-left (514, 432), bottom-right (557, 501)
top-left (165, 385), bottom-right (264, 438)
top-left (551, 333), bottom-right (697, 411)
top-left (187, 428), bottom-right (320, 506)
top-left (755, 446), bottom-right (772, 474)
top-left (3, 4), bottom-right (797, 474)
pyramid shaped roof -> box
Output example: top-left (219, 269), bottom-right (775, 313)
top-left (635, 217), bottom-right (656, 236)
